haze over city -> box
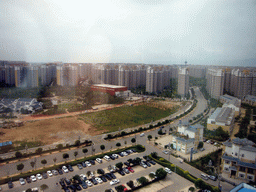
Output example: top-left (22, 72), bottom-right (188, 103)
top-left (1, 0), bottom-right (256, 66)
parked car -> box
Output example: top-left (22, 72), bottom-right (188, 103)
top-left (30, 175), bottom-right (37, 182)
top-left (96, 158), bottom-right (102, 163)
top-left (201, 173), bottom-right (209, 180)
top-left (47, 170), bottom-right (53, 177)
top-left (90, 178), bottom-right (98, 185)
top-left (77, 164), bottom-right (83, 169)
top-left (62, 166), bottom-right (69, 173)
top-left (140, 133), bottom-right (145, 137)
top-left (26, 177), bottom-right (32, 183)
top-left (80, 180), bottom-right (87, 189)
top-left (104, 155), bottom-right (111, 161)
top-left (109, 172), bottom-right (116, 179)
top-left (149, 160), bottom-right (156, 165)
top-left (52, 170), bottom-right (59, 175)
top-left (143, 161), bottom-right (151, 167)
top-left (85, 161), bottom-right (91, 167)
top-left (140, 162), bottom-right (147, 168)
top-left (62, 186), bottom-right (70, 192)
top-left (95, 177), bottom-right (103, 184)
top-left (127, 167), bottom-right (134, 173)
top-left (118, 170), bottom-right (125, 176)
top-left (112, 154), bottom-right (119, 159)
top-left (104, 173), bottom-right (112, 180)
top-left (57, 168), bottom-right (63, 175)
top-left (80, 174), bottom-right (87, 181)
top-left (89, 159), bottom-right (95, 165)
top-left (110, 179), bottom-right (120, 185)
top-left (100, 175), bottom-right (107, 182)
top-left (164, 167), bottom-right (172, 174)
top-left (36, 173), bottom-right (43, 180)
top-left (81, 162), bottom-right (87, 167)
top-left (67, 165), bottom-right (74, 171)
top-left (208, 175), bottom-right (217, 181)
top-left (19, 178), bottom-right (26, 185)
top-left (85, 180), bottom-right (93, 187)
top-left (200, 148), bottom-right (205, 151)
top-left (8, 181), bottom-right (13, 189)
top-left (64, 178), bottom-right (71, 185)
top-left (118, 152), bottom-right (124, 157)
top-left (74, 184), bottom-right (82, 191)
top-left (123, 168), bottom-right (130, 174)
top-left (124, 161), bottom-right (130, 167)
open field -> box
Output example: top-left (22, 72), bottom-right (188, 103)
top-left (79, 101), bottom-right (179, 132)
top-left (0, 100), bottom-right (180, 145)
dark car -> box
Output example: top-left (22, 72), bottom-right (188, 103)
top-left (110, 155), bottom-right (115, 160)
top-left (89, 159), bottom-right (95, 165)
top-left (109, 172), bottom-right (116, 179)
top-left (81, 162), bottom-right (87, 167)
top-left (123, 168), bottom-right (130, 174)
top-left (42, 172), bottom-right (48, 179)
top-left (118, 170), bottom-right (125, 176)
top-left (59, 179), bottom-right (66, 187)
top-left (131, 148), bottom-right (137, 152)
top-left (125, 150), bottom-right (131, 155)
top-left (80, 180), bottom-right (87, 189)
top-left (118, 152), bottom-right (124, 157)
top-left (26, 177), bottom-right (32, 183)
top-left (68, 185), bottom-right (76, 192)
top-left (75, 184), bottom-right (82, 191)
top-left (100, 175), bottom-right (107, 182)
top-left (8, 181), bottom-right (13, 189)
top-left (105, 173), bottom-right (112, 180)
top-left (143, 161), bottom-right (151, 167)
top-left (57, 168), bottom-right (63, 175)
top-left (64, 178), bottom-right (71, 185)
top-left (90, 178), bottom-right (98, 185)
top-left (143, 156), bottom-right (150, 161)
top-left (67, 165), bottom-right (74, 172)
top-left (149, 160), bottom-right (156, 165)
top-left (77, 164), bottom-right (83, 169)
top-left (52, 169), bottom-right (59, 175)
top-left (63, 186), bottom-right (71, 192)
top-left (124, 162), bottom-right (130, 167)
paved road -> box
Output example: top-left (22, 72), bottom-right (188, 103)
top-left (0, 88), bottom-right (235, 191)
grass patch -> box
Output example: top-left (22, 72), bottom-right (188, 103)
top-left (79, 104), bottom-right (179, 132)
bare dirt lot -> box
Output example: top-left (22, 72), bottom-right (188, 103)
top-left (0, 117), bottom-right (100, 145)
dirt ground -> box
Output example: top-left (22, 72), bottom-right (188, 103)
top-left (0, 117), bottom-right (101, 145)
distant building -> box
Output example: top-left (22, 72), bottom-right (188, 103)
top-left (222, 138), bottom-right (256, 182)
top-left (178, 67), bottom-right (189, 96)
top-left (206, 68), bottom-right (224, 99)
top-left (115, 90), bottom-right (134, 98)
top-left (243, 95), bottom-right (256, 106)
top-left (91, 84), bottom-right (127, 96)
top-left (220, 94), bottom-right (241, 115)
top-left (188, 65), bottom-right (206, 78)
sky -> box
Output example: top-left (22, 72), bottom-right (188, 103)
top-left (0, 0), bottom-right (256, 66)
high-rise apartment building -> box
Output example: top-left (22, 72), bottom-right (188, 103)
top-left (178, 67), bottom-right (189, 96)
top-left (206, 68), bottom-right (224, 99)
top-left (188, 65), bottom-right (206, 78)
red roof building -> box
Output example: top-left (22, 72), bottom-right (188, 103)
top-left (91, 84), bottom-right (127, 96)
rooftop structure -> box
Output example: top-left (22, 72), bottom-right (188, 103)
top-left (230, 183), bottom-right (256, 192)
top-left (243, 95), bottom-right (256, 106)
top-left (91, 84), bottom-right (127, 96)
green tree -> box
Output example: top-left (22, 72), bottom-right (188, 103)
top-left (127, 180), bottom-right (135, 189)
top-left (73, 174), bottom-right (80, 181)
top-left (63, 153), bottom-right (69, 162)
top-left (17, 163), bottom-right (24, 173)
top-left (131, 138), bottom-right (136, 144)
top-left (15, 151), bottom-right (23, 159)
top-left (147, 135), bottom-right (152, 141)
top-left (116, 142), bottom-right (121, 148)
top-left (40, 184), bottom-right (49, 192)
top-left (30, 161), bottom-right (36, 170)
top-left (26, 188), bottom-right (32, 192)
top-left (137, 176), bottom-right (148, 186)
top-left (115, 185), bottom-right (125, 192)
top-left (82, 148), bottom-right (88, 155)
top-left (74, 151), bottom-right (78, 159)
top-left (41, 159), bottom-right (47, 167)
top-left (100, 145), bottom-right (105, 153)
top-left (86, 171), bottom-right (91, 177)
top-left (189, 186), bottom-right (195, 192)
top-left (149, 172), bottom-right (155, 180)
top-left (97, 169), bottom-right (105, 175)
top-left (151, 152), bottom-right (158, 159)
top-left (158, 129), bottom-right (163, 135)
top-left (155, 168), bottom-right (167, 179)
top-left (74, 140), bottom-right (80, 146)
top-left (53, 157), bottom-right (57, 165)
top-left (116, 162), bottom-right (123, 170)
top-left (36, 148), bottom-right (43, 155)
top-left (197, 141), bottom-right (204, 149)
top-left (195, 179), bottom-right (207, 189)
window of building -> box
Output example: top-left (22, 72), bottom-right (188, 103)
top-left (241, 154), bottom-right (244, 157)
top-left (239, 174), bottom-right (245, 178)
top-left (239, 166), bottom-right (246, 172)
top-left (248, 168), bottom-right (254, 174)
top-left (225, 160), bottom-right (230, 164)
top-left (248, 175), bottom-right (254, 180)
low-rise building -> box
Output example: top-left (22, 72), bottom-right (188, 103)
top-left (222, 138), bottom-right (256, 182)
top-left (243, 95), bottom-right (256, 106)
top-left (207, 107), bottom-right (235, 133)
top-left (91, 84), bottom-right (127, 96)
top-left (220, 94), bottom-right (241, 115)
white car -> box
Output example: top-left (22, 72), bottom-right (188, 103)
top-left (62, 166), bottom-right (69, 173)
top-left (112, 154), bottom-right (119, 159)
top-left (30, 175), bottom-right (37, 182)
top-left (95, 177), bottom-right (103, 184)
top-left (104, 155), bottom-right (110, 161)
top-left (19, 178), bottom-right (26, 185)
top-left (85, 180), bottom-right (93, 187)
top-left (36, 174), bottom-right (43, 180)
top-left (85, 161), bottom-right (92, 167)
top-left (80, 174), bottom-right (87, 180)
top-left (47, 170), bottom-right (53, 177)
top-left (96, 158), bottom-right (102, 163)
top-left (110, 179), bottom-right (120, 185)
top-left (164, 167), bottom-right (172, 174)
top-left (140, 162), bottom-right (147, 168)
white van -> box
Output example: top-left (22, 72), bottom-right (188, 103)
top-left (140, 133), bottom-right (145, 137)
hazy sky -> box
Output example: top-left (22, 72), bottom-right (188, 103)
top-left (0, 0), bottom-right (256, 65)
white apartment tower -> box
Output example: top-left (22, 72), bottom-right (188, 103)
top-left (206, 68), bottom-right (224, 99)
top-left (178, 67), bottom-right (189, 96)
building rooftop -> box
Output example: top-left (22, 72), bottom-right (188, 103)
top-left (92, 84), bottom-right (127, 89)
top-left (244, 95), bottom-right (256, 102)
top-left (230, 183), bottom-right (256, 192)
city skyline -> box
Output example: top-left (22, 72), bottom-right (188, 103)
top-left (0, 0), bottom-right (256, 66)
